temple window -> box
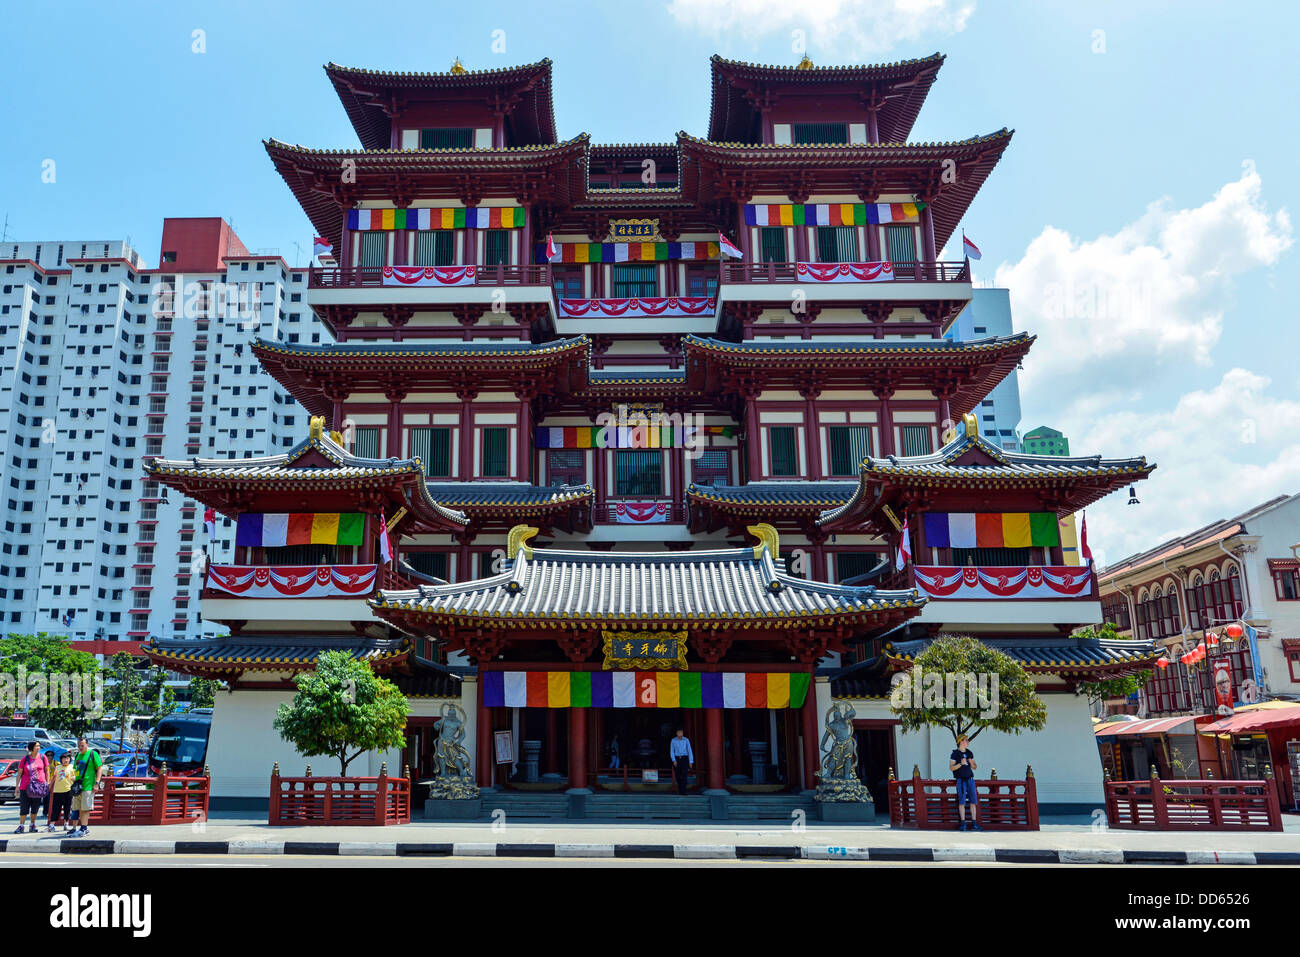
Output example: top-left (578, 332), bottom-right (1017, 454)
top-left (404, 551), bottom-right (450, 581)
top-left (483, 229), bottom-right (510, 267)
top-left (768, 426), bottom-right (799, 477)
top-left (951, 546), bottom-right (1034, 567)
top-left (418, 127), bottom-right (473, 149)
top-left (547, 449), bottom-right (585, 486)
top-left (552, 271), bottom-right (582, 299)
top-left (901, 425), bottom-right (933, 456)
top-left (884, 224), bottom-right (916, 264)
top-left (792, 122), bottom-right (848, 145)
top-left (836, 551), bottom-right (881, 583)
top-left (350, 426), bottom-right (380, 459)
top-left (408, 427), bottom-right (452, 476)
top-left (686, 269), bottom-right (718, 298)
top-left (358, 230), bottom-right (387, 269)
top-left (614, 450), bottom-right (662, 496)
top-left (815, 226), bottom-right (858, 263)
top-left (414, 230), bottom-right (454, 267)
top-left (690, 449), bottom-right (729, 486)
top-left (481, 427), bottom-right (510, 477)
top-left (266, 543), bottom-right (340, 565)
top-left (827, 425), bottom-right (871, 476)
top-left (759, 227), bottom-right (787, 263)
top-left (611, 263), bottom-right (656, 298)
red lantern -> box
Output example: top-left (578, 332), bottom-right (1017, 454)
top-left (1226, 623), bottom-right (1244, 640)
top-left (1206, 632), bottom-right (1219, 649)
top-left (1180, 651), bottom-right (1193, 665)
top-left (1156, 657), bottom-right (1170, 669)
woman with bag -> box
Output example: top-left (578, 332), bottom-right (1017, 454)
top-left (15, 741), bottom-right (51, 834)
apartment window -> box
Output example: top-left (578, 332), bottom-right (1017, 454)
top-left (614, 450), bottom-right (662, 496)
top-left (358, 231), bottom-right (387, 270)
top-left (792, 122), bottom-right (849, 145)
top-left (547, 450), bottom-right (585, 486)
top-left (480, 428), bottom-right (510, 478)
top-left (885, 225), bottom-right (917, 265)
top-left (419, 127), bottom-right (473, 149)
top-left (351, 427), bottom-right (380, 460)
top-left (483, 230), bottom-right (510, 267)
top-left (901, 425), bottom-right (933, 456)
top-left (816, 226), bottom-right (858, 263)
top-left (414, 231), bottom-right (455, 267)
top-left (768, 426), bottom-right (799, 477)
top-left (611, 264), bottom-right (656, 298)
top-left (407, 427), bottom-right (452, 477)
top-left (759, 227), bottom-right (787, 263)
top-left (1271, 564), bottom-right (1300, 600)
top-left (828, 426), bottom-right (871, 476)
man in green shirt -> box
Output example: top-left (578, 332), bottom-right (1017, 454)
top-left (70, 738), bottom-right (104, 837)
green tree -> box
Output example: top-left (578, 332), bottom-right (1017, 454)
top-left (1072, 623), bottom-right (1151, 707)
top-left (187, 677), bottom-right (219, 711)
top-left (0, 633), bottom-right (102, 735)
top-left (889, 633), bottom-right (1048, 744)
top-left (273, 651), bottom-right (408, 776)
top-left (102, 653), bottom-right (174, 747)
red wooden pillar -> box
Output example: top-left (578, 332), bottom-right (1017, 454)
top-left (875, 388), bottom-right (895, 457)
top-left (386, 397), bottom-right (403, 458)
top-left (921, 204), bottom-right (938, 264)
top-left (729, 709), bottom-right (743, 776)
top-left (517, 395), bottom-right (533, 483)
top-left (705, 707), bottom-right (725, 791)
top-left (476, 684), bottom-right (492, 787)
top-left (544, 709), bottom-right (560, 776)
top-left (802, 389), bottom-right (821, 480)
top-left (800, 681), bottom-right (819, 790)
top-left (744, 390), bottom-right (761, 482)
top-left (568, 706), bottom-right (588, 790)
top-left (458, 398), bottom-right (473, 480)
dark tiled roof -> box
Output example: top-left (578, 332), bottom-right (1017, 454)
top-left (883, 636), bottom-right (1162, 672)
top-left (423, 482), bottom-right (593, 508)
top-left (688, 481), bottom-right (856, 508)
top-left (686, 333), bottom-right (1029, 358)
top-left (142, 634), bottom-right (413, 671)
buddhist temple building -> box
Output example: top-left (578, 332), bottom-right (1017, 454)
top-left (143, 53), bottom-right (1157, 816)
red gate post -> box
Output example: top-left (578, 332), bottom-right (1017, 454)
top-left (150, 769), bottom-right (167, 825)
top-left (887, 768), bottom-right (900, 827)
top-left (1264, 766), bottom-right (1282, 831)
top-left (912, 765), bottom-right (927, 829)
top-left (1025, 765), bottom-right (1039, 830)
top-left (1150, 767), bottom-right (1168, 829)
top-left (269, 763), bottom-right (281, 825)
top-left (375, 762), bottom-right (388, 826)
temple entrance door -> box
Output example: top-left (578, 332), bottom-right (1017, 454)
top-left (853, 722), bottom-right (896, 816)
top-left (600, 709), bottom-right (686, 789)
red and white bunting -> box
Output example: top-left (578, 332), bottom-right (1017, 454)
top-left (381, 265), bottom-right (477, 287)
top-left (206, 564), bottom-right (378, 599)
top-left (557, 297), bottom-right (716, 319)
top-left (794, 261), bottom-right (894, 283)
top-left (912, 565), bottom-right (1093, 600)
top-left (613, 502), bottom-right (669, 524)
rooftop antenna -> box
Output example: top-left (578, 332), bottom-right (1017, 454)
top-left (292, 241), bottom-right (303, 267)
top-left (0, 213), bottom-right (10, 244)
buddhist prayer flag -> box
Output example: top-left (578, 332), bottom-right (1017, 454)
top-left (235, 513), bottom-right (365, 548)
top-left (482, 670), bottom-right (811, 709)
top-left (536, 241), bottom-right (720, 263)
top-left (744, 202), bottom-right (924, 226)
top-left (346, 207), bottom-right (525, 231)
top-left (718, 231), bottom-right (742, 259)
top-left (920, 512), bottom-right (1060, 550)
top-left (962, 232), bottom-right (982, 260)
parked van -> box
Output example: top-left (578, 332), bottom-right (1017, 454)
top-left (0, 726), bottom-right (57, 755)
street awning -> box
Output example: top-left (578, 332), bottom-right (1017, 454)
top-left (1198, 702), bottom-right (1300, 735)
top-left (1095, 716), bottom-right (1197, 738)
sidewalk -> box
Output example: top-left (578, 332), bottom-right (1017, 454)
top-left (3, 809), bottom-right (1298, 862)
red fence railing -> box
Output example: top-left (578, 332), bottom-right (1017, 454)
top-left (310, 265), bottom-right (552, 289)
top-left (1104, 772), bottom-right (1282, 831)
top-left (88, 770), bottom-right (211, 825)
top-left (888, 767), bottom-right (1040, 830)
top-left (720, 260), bottom-right (969, 284)
top-left (269, 764), bottom-right (410, 826)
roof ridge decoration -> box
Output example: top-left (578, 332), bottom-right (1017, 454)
top-left (507, 524), bottom-right (540, 561)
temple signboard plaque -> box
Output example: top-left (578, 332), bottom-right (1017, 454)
top-left (602, 629), bottom-right (688, 670)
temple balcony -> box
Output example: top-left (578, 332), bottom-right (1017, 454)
top-left (718, 260), bottom-right (971, 306)
top-left (307, 264), bottom-right (556, 312)
top-left (199, 561), bottom-right (430, 625)
top-left (876, 563), bottom-right (1102, 627)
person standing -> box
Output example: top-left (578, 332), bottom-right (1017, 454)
top-left (949, 734), bottom-right (983, 831)
top-left (68, 738), bottom-right (104, 838)
top-left (14, 742), bottom-right (50, 833)
top-left (669, 728), bottom-right (694, 795)
top-left (47, 752), bottom-right (76, 833)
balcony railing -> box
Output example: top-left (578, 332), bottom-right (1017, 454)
top-left (907, 564), bottom-right (1099, 601)
top-left (309, 264), bottom-right (552, 289)
top-left (720, 260), bottom-right (969, 284)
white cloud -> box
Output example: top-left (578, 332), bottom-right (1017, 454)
top-left (666, 0), bottom-right (975, 57)
top-left (994, 166), bottom-right (1296, 566)
top-left (1083, 369), bottom-right (1300, 567)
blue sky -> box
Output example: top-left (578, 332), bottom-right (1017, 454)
top-left (3, 0), bottom-right (1297, 562)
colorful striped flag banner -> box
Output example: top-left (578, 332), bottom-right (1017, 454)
top-left (235, 513), bottom-right (365, 548)
top-left (535, 241), bottom-right (720, 263)
top-left (347, 207), bottom-right (524, 231)
top-left (482, 671), bottom-right (811, 709)
top-left (921, 511), bottom-right (1060, 549)
top-left (744, 201), bottom-right (924, 226)
top-left (536, 425), bottom-right (700, 449)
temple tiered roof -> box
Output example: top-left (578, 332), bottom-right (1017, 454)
top-left (145, 419), bottom-right (468, 533)
top-left (424, 482), bottom-right (594, 533)
top-left (688, 481), bottom-right (857, 534)
top-left (142, 633), bottom-right (416, 679)
top-left (819, 416), bottom-right (1156, 533)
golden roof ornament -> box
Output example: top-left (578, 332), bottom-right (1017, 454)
top-left (747, 522), bottom-right (780, 559)
top-left (962, 412), bottom-right (979, 438)
top-left (309, 415), bottom-right (325, 441)
top-left (507, 524), bottom-right (539, 560)
top-left (450, 57), bottom-right (467, 75)
top-left (797, 54), bottom-right (814, 70)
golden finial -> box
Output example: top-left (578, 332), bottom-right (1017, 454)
top-left (507, 524), bottom-right (540, 560)
top-left (329, 430), bottom-right (343, 445)
top-left (747, 522), bottom-right (779, 560)
top-left (450, 57), bottom-right (467, 75)
top-left (797, 54), bottom-right (814, 70)
top-left (962, 412), bottom-right (978, 439)
top-left (309, 415), bottom-right (325, 441)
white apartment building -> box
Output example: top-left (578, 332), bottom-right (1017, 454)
top-left (947, 287), bottom-right (1023, 451)
top-left (0, 219), bottom-right (324, 655)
